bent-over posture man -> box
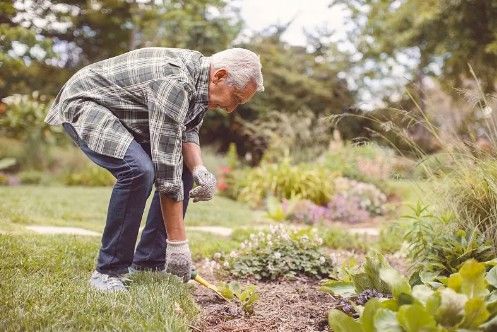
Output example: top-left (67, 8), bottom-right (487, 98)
top-left (45, 47), bottom-right (264, 291)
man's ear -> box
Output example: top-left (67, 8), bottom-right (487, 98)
top-left (212, 69), bottom-right (228, 83)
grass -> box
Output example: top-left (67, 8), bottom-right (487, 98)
top-left (0, 186), bottom-right (258, 232)
top-left (0, 234), bottom-right (199, 331)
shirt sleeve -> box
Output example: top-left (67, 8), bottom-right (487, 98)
top-left (182, 118), bottom-right (203, 145)
top-left (147, 79), bottom-right (191, 201)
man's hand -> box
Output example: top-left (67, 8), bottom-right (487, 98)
top-left (190, 165), bottom-right (216, 202)
top-left (165, 239), bottom-right (192, 282)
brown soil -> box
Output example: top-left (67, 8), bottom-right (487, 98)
top-left (192, 277), bottom-right (337, 332)
top-left (189, 256), bottom-right (347, 332)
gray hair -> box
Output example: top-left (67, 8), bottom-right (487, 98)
top-left (210, 48), bottom-right (264, 92)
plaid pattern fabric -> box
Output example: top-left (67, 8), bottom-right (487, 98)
top-left (45, 47), bottom-right (210, 201)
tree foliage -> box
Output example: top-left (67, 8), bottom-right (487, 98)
top-left (337, 0), bottom-right (497, 93)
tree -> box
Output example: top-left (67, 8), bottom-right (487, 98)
top-left (336, 0), bottom-right (497, 94)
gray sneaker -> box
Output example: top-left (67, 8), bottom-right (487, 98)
top-left (89, 270), bottom-right (127, 292)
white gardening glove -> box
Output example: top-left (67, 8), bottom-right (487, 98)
top-left (190, 165), bottom-right (216, 202)
top-left (164, 239), bottom-right (192, 282)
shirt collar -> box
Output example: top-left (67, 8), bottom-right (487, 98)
top-left (194, 56), bottom-right (210, 108)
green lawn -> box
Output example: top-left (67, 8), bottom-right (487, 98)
top-left (0, 234), bottom-right (198, 331)
top-left (0, 186), bottom-right (260, 232)
top-left (0, 186), bottom-right (261, 330)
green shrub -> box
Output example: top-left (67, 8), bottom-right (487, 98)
top-left (320, 142), bottom-right (394, 182)
top-left (404, 203), bottom-right (494, 277)
top-left (215, 225), bottom-right (334, 280)
top-left (320, 227), bottom-right (369, 252)
top-left (63, 166), bottom-right (115, 186)
top-left (228, 159), bottom-right (337, 207)
top-left (0, 93), bottom-right (63, 169)
top-left (327, 258), bottom-right (497, 332)
top-left (18, 170), bottom-right (44, 185)
top-left (444, 159), bottom-right (497, 247)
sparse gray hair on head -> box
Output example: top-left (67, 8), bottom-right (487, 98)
top-left (210, 48), bottom-right (264, 92)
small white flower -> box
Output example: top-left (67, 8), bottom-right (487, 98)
top-left (319, 256), bottom-right (326, 264)
top-left (274, 252), bottom-right (282, 259)
top-left (223, 262), bottom-right (230, 268)
top-left (229, 251), bottom-right (237, 258)
top-left (316, 237), bottom-right (324, 245)
top-left (268, 241), bottom-right (273, 247)
top-left (213, 252), bottom-right (222, 260)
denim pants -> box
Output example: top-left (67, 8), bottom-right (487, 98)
top-left (63, 123), bottom-right (193, 275)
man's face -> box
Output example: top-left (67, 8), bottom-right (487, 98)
top-left (208, 68), bottom-right (257, 113)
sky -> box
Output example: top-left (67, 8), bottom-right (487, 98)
top-left (237, 0), bottom-right (347, 47)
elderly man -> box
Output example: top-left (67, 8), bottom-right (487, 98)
top-left (45, 47), bottom-right (264, 291)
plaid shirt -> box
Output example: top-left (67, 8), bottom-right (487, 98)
top-left (45, 48), bottom-right (210, 201)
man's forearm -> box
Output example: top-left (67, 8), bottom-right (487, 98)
top-left (182, 142), bottom-right (203, 172)
top-left (160, 194), bottom-right (186, 241)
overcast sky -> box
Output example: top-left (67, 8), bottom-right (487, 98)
top-left (238, 0), bottom-right (347, 46)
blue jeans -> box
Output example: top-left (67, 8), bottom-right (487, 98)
top-left (63, 123), bottom-right (193, 275)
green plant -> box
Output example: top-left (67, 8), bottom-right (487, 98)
top-left (328, 259), bottom-right (497, 332)
top-left (320, 227), bottom-right (369, 252)
top-left (62, 166), bottom-right (115, 186)
top-left (444, 160), bottom-right (497, 248)
top-left (0, 93), bottom-right (63, 169)
top-left (18, 170), bottom-right (44, 185)
top-left (217, 282), bottom-right (259, 316)
top-left (216, 225), bottom-right (334, 280)
top-left (265, 195), bottom-right (290, 222)
top-left (228, 159), bottom-right (336, 207)
top-left (404, 203), bottom-right (494, 277)
top-left (321, 252), bottom-right (394, 298)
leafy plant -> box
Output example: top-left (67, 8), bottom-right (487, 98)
top-left (444, 160), bottom-right (497, 249)
top-left (321, 252), bottom-right (395, 298)
top-left (0, 93), bottom-right (62, 169)
top-left (217, 282), bottom-right (259, 316)
top-left (227, 159), bottom-right (336, 207)
top-left (404, 203), bottom-right (494, 277)
top-left (328, 259), bottom-right (497, 332)
top-left (216, 225), bottom-right (334, 280)
top-left (62, 166), bottom-right (115, 186)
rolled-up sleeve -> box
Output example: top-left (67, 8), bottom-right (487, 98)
top-left (147, 79), bottom-right (190, 201)
top-left (182, 118), bottom-right (203, 145)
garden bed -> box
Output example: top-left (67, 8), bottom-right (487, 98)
top-left (191, 251), bottom-right (408, 332)
top-left (193, 277), bottom-right (336, 332)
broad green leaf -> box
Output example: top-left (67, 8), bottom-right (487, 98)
top-left (360, 299), bottom-right (382, 332)
top-left (448, 260), bottom-right (489, 298)
top-left (426, 292), bottom-right (441, 314)
top-left (435, 288), bottom-right (466, 328)
top-left (412, 285), bottom-right (435, 305)
top-left (381, 298), bottom-right (399, 311)
top-left (328, 309), bottom-right (363, 332)
top-left (379, 265), bottom-right (411, 299)
top-left (374, 308), bottom-right (402, 332)
top-left (480, 314), bottom-right (497, 331)
top-left (460, 298), bottom-right (490, 329)
top-left (486, 266), bottom-right (497, 288)
top-left (397, 304), bottom-right (437, 332)
top-left (447, 273), bottom-right (463, 293)
top-left (320, 280), bottom-right (356, 297)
